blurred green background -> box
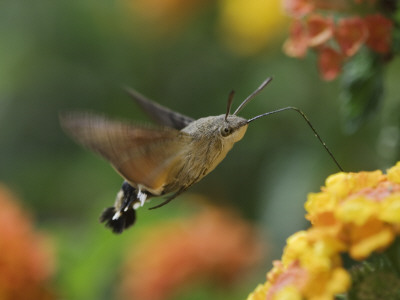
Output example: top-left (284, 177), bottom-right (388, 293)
top-left (1, 0), bottom-right (400, 299)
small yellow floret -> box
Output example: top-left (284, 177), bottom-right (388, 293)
top-left (273, 285), bottom-right (302, 300)
top-left (387, 161), bottom-right (400, 183)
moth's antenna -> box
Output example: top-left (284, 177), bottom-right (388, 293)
top-left (225, 90), bottom-right (235, 121)
top-left (233, 77), bottom-right (273, 116)
top-left (247, 107), bottom-right (344, 172)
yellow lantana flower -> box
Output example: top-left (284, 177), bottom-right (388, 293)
top-left (306, 165), bottom-right (400, 260)
top-left (247, 283), bottom-right (269, 300)
top-left (247, 162), bottom-right (400, 300)
top-left (247, 230), bottom-right (350, 300)
top-left (219, 0), bottom-right (288, 55)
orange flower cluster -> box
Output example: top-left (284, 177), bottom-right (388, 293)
top-left (125, 0), bottom-right (210, 31)
top-left (248, 162), bottom-right (400, 300)
top-left (282, 0), bottom-right (394, 80)
top-left (0, 185), bottom-right (55, 300)
top-left (118, 203), bottom-right (264, 300)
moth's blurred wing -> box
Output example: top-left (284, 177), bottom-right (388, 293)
top-left (60, 113), bottom-right (191, 192)
top-left (125, 87), bottom-right (194, 130)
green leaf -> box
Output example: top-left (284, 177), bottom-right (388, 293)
top-left (340, 49), bottom-right (385, 133)
top-left (347, 249), bottom-right (400, 300)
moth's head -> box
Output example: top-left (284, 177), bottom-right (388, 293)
top-left (215, 114), bottom-right (248, 143)
top-left (214, 77), bottom-right (274, 143)
top-left (183, 114), bottom-right (247, 143)
top-left (184, 77), bottom-right (274, 143)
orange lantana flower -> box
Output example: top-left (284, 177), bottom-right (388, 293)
top-left (0, 185), bottom-right (55, 300)
top-left (283, 19), bottom-right (309, 58)
top-left (119, 203), bottom-right (264, 300)
top-left (282, 0), bottom-right (314, 18)
top-left (307, 14), bottom-right (334, 47)
top-left (364, 14), bottom-right (394, 54)
top-left (335, 17), bottom-right (368, 57)
top-left (317, 47), bottom-right (343, 81)
top-left (282, 0), bottom-right (394, 80)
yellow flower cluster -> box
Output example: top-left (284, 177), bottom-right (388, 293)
top-left (248, 162), bottom-right (400, 300)
top-left (218, 0), bottom-right (288, 55)
top-left (247, 230), bottom-right (350, 300)
top-left (307, 165), bottom-right (400, 260)
top-left (125, 0), bottom-right (288, 55)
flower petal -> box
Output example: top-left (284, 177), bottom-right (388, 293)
top-left (307, 14), bottom-right (334, 47)
top-left (364, 14), bottom-right (393, 54)
top-left (283, 20), bottom-right (309, 57)
top-left (387, 162), bottom-right (400, 183)
top-left (282, 0), bottom-right (314, 18)
top-left (350, 226), bottom-right (394, 259)
top-left (335, 17), bottom-right (368, 57)
top-left (317, 47), bottom-right (342, 81)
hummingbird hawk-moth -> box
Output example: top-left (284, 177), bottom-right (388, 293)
top-left (60, 77), bottom-right (342, 233)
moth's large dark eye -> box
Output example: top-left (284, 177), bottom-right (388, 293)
top-left (220, 126), bottom-right (232, 137)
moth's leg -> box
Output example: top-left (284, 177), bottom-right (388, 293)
top-left (148, 189), bottom-right (185, 210)
top-left (136, 184), bottom-right (148, 207)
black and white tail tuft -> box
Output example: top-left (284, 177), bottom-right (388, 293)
top-left (99, 182), bottom-right (138, 234)
top-left (99, 206), bottom-right (136, 234)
